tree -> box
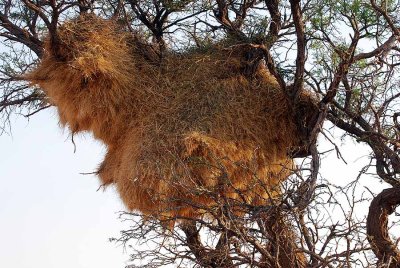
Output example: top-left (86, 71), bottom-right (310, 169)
top-left (1, 0), bottom-right (399, 267)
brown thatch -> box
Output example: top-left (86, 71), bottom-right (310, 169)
top-left (26, 15), bottom-right (315, 219)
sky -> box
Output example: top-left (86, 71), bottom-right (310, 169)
top-left (0, 106), bottom-right (389, 268)
top-left (0, 109), bottom-right (132, 268)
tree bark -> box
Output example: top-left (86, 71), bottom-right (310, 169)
top-left (262, 210), bottom-right (307, 268)
top-left (367, 187), bottom-right (400, 267)
top-left (181, 223), bottom-right (234, 268)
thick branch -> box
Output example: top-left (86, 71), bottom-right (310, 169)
top-left (289, 0), bottom-right (306, 100)
top-left (262, 209), bottom-right (307, 267)
top-left (264, 0), bottom-right (282, 47)
top-left (0, 12), bottom-right (43, 57)
top-left (354, 35), bottom-right (398, 61)
top-left (181, 223), bottom-right (234, 267)
top-left (367, 187), bottom-right (400, 267)
top-left (21, 0), bottom-right (60, 58)
top-left (214, 0), bottom-right (248, 41)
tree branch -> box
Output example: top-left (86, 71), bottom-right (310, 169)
top-left (289, 0), bottom-right (306, 100)
top-left (367, 187), bottom-right (400, 268)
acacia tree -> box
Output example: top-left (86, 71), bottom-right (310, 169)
top-left (1, 0), bottom-right (400, 267)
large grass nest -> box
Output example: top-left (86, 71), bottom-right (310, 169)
top-left (27, 15), bottom-right (317, 219)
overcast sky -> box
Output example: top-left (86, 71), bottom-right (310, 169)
top-left (0, 109), bottom-right (131, 268)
